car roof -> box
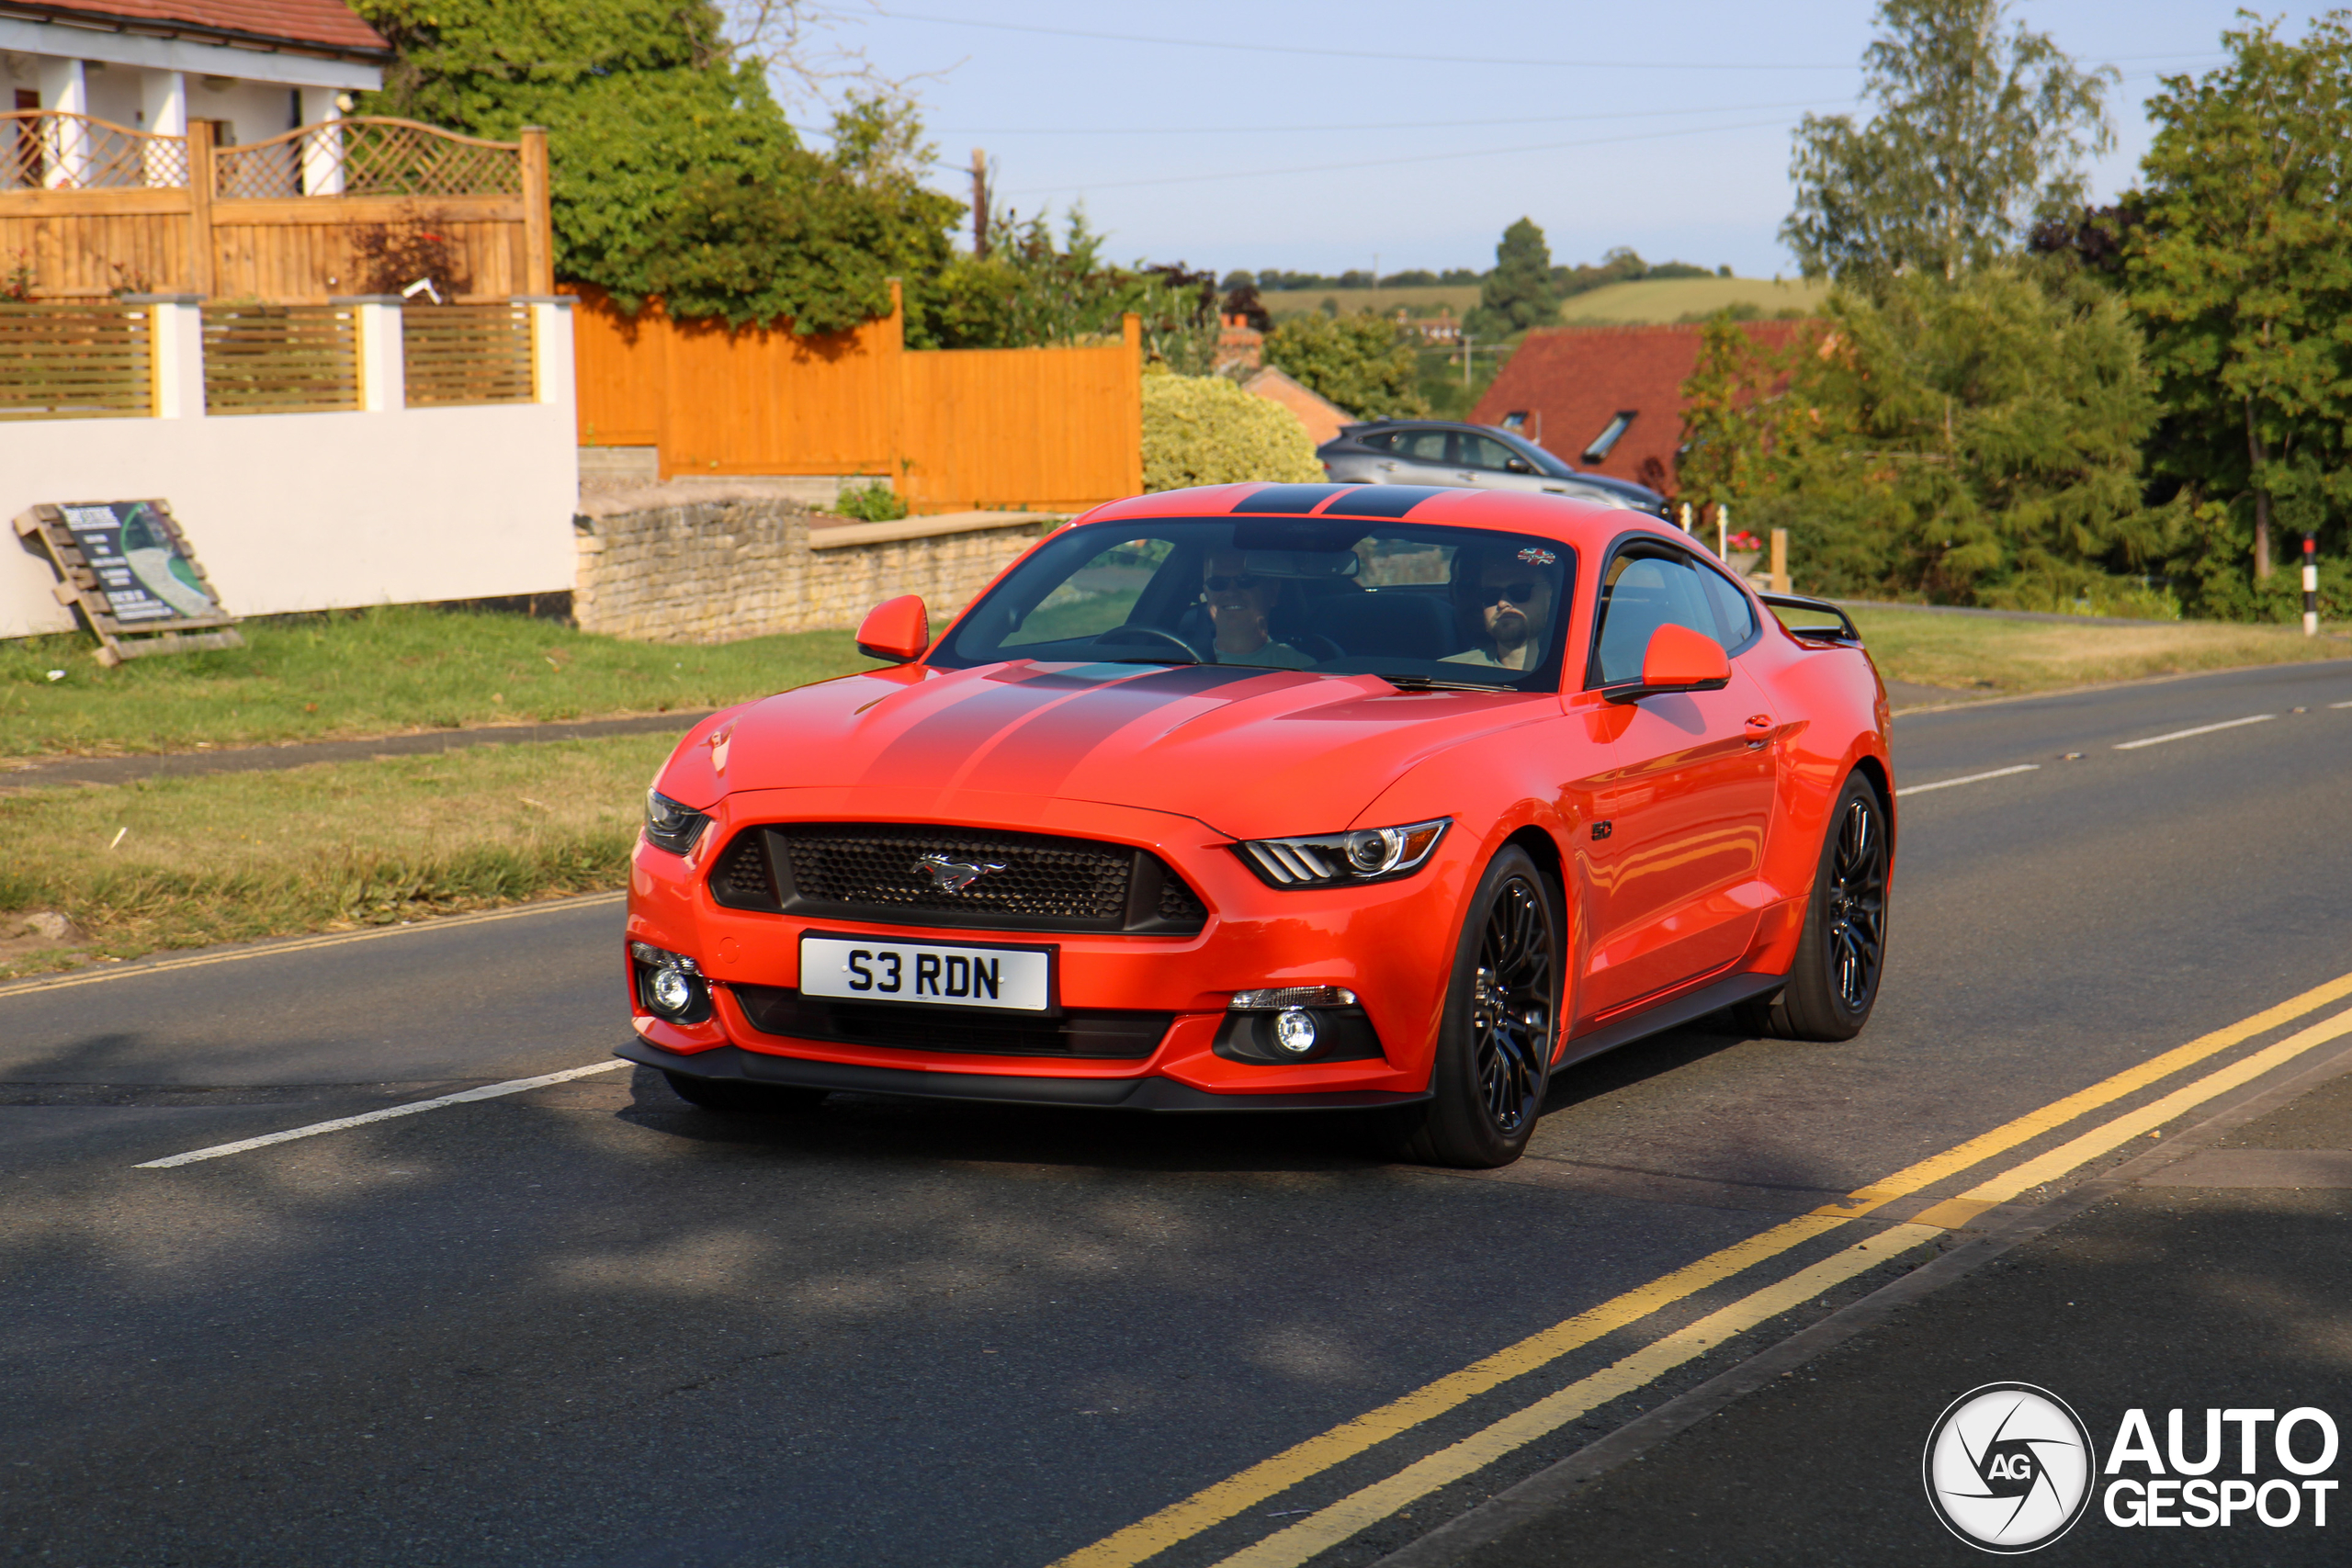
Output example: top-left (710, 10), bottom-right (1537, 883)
top-left (1072, 482), bottom-right (1688, 552)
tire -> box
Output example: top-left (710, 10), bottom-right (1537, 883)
top-left (1740, 772), bottom-right (1890, 1042)
top-left (1391, 846), bottom-right (1563, 1168)
top-left (661, 1069), bottom-right (829, 1115)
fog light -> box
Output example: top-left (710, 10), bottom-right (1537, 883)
top-left (1272, 1008), bottom-right (1318, 1055)
top-left (649, 964), bottom-right (695, 1015)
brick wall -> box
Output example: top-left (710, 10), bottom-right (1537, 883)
top-left (572, 501), bottom-right (1048, 643)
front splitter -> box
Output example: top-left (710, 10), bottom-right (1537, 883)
top-left (617, 1039), bottom-right (1429, 1112)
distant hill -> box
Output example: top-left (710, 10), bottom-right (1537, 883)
top-left (1256, 276), bottom-right (1826, 327)
top-left (1261, 284), bottom-right (1479, 320)
top-left (1560, 276), bottom-right (1828, 323)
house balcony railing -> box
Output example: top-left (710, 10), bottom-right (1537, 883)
top-left (0, 113), bottom-right (550, 301)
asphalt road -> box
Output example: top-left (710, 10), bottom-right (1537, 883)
top-left (4, 657), bottom-right (2349, 1568)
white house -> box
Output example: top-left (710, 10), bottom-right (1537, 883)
top-left (1, 0), bottom-right (388, 167)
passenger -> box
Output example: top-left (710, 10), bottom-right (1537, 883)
top-left (1201, 552), bottom-right (1312, 667)
top-left (1443, 548), bottom-right (1557, 671)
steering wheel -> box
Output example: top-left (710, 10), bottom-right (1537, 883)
top-left (1091, 626), bottom-right (1204, 661)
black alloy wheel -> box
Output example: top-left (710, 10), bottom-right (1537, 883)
top-left (1392, 845), bottom-right (1562, 1168)
top-left (1742, 772), bottom-right (1890, 1042)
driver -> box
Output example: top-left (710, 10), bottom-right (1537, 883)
top-left (1443, 547), bottom-right (1557, 671)
top-left (1202, 552), bottom-right (1312, 667)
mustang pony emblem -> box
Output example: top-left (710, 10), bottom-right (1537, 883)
top-left (915, 853), bottom-right (1008, 894)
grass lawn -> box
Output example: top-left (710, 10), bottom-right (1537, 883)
top-left (0, 605), bottom-right (869, 759)
top-left (1851, 608), bottom-right (2352, 697)
top-left (1261, 283), bottom-right (1480, 319)
top-left (0, 733), bottom-right (676, 979)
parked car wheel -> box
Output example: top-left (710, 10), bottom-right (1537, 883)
top-left (1392, 845), bottom-right (1561, 1168)
top-left (662, 1070), bottom-right (829, 1114)
top-left (1739, 773), bottom-right (1889, 1042)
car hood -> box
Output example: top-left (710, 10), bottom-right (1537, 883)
top-left (662, 660), bottom-right (1552, 840)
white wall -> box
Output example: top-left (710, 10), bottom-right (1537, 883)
top-left (1, 306), bottom-right (581, 639)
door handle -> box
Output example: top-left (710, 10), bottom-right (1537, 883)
top-left (1745, 714), bottom-right (1775, 749)
top-left (1378, 461), bottom-right (1397, 471)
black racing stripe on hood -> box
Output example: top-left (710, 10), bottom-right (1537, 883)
top-left (960, 666), bottom-right (1317, 798)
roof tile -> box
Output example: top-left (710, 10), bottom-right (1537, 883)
top-left (1471, 321), bottom-right (1814, 498)
top-left (17, 0), bottom-right (389, 56)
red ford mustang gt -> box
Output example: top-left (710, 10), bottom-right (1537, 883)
top-left (619, 482), bottom-right (1894, 1167)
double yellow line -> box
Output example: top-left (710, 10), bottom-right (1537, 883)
top-left (1056, 969), bottom-right (2352, 1568)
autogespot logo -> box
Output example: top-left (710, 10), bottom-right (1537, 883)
top-left (1924, 1383), bottom-right (2097, 1553)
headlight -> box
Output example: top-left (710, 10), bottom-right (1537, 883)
top-left (1233, 818), bottom-right (1449, 888)
top-left (643, 789), bottom-right (710, 854)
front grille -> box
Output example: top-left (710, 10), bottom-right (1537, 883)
top-left (733, 986), bottom-right (1170, 1059)
top-left (791, 826), bottom-right (1127, 924)
top-left (707, 823), bottom-right (1208, 935)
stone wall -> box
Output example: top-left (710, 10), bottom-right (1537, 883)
top-left (572, 500), bottom-right (1049, 643)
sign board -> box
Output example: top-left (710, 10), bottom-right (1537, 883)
top-left (13, 500), bottom-right (243, 665)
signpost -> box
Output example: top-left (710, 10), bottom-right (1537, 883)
top-left (13, 500), bottom-right (243, 665)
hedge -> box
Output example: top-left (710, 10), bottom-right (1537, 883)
top-left (1140, 372), bottom-right (1323, 491)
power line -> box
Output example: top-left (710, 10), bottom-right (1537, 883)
top-left (938, 97), bottom-right (1850, 136)
top-left (1000, 117), bottom-right (1805, 197)
top-left (875, 9), bottom-right (2234, 75)
top-left (873, 8), bottom-right (1857, 71)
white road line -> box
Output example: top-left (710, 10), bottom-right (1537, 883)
top-left (134, 1059), bottom-right (630, 1168)
top-left (1894, 763), bottom-right (2041, 797)
top-left (2114, 713), bottom-right (2276, 750)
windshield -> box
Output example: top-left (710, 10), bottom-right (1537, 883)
top-left (1497, 431), bottom-right (1579, 480)
top-left (934, 517), bottom-right (1577, 690)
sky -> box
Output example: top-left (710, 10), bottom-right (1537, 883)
top-left (786, 1), bottom-right (2294, 280)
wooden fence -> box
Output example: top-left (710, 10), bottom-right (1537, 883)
top-left (569, 284), bottom-right (1144, 514)
top-left (0, 112), bottom-right (550, 303)
top-left (0, 303), bottom-right (152, 420)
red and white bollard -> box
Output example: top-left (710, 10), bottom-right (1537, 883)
top-left (2305, 534), bottom-right (2321, 637)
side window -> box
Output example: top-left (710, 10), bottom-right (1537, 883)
top-left (1461, 434), bottom-right (1521, 471)
top-left (1590, 548), bottom-right (1718, 684)
top-left (1359, 431), bottom-right (1396, 453)
top-left (1693, 564), bottom-right (1758, 652)
top-left (1396, 429), bottom-right (1452, 462)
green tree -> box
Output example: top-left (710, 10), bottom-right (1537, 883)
top-left (1682, 270), bottom-right (2169, 605)
top-left (2128, 13), bottom-right (2352, 598)
top-left (354, 0), bottom-right (957, 331)
top-left (1466, 218), bottom-right (1556, 336)
top-left (1785, 0), bottom-right (2115, 286)
top-left (1263, 312), bottom-right (1427, 418)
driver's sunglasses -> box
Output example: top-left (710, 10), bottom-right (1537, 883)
top-left (1204, 575), bottom-right (1264, 592)
top-left (1482, 581), bottom-right (1542, 605)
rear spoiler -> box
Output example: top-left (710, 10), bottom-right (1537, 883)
top-left (1759, 592), bottom-right (1862, 645)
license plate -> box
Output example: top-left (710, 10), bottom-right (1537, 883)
top-left (798, 934), bottom-right (1052, 1011)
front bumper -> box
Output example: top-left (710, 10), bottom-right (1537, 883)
top-left (621, 1038), bottom-right (1430, 1111)
top-left (626, 788), bottom-right (1475, 1103)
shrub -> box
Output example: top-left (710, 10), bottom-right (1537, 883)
top-left (831, 479), bottom-right (907, 522)
top-left (1141, 373), bottom-right (1323, 491)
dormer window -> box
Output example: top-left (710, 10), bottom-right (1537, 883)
top-left (1583, 411), bottom-right (1636, 464)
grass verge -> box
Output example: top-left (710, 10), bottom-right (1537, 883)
top-left (0, 605), bottom-right (867, 759)
top-left (1852, 608), bottom-right (2351, 697)
top-left (0, 733), bottom-right (674, 979)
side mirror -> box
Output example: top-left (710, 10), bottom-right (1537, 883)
top-left (856, 594), bottom-right (929, 664)
top-left (1504, 457), bottom-right (1534, 474)
top-left (1605, 623), bottom-right (1732, 705)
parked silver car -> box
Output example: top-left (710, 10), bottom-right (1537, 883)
top-left (1316, 420), bottom-right (1670, 517)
